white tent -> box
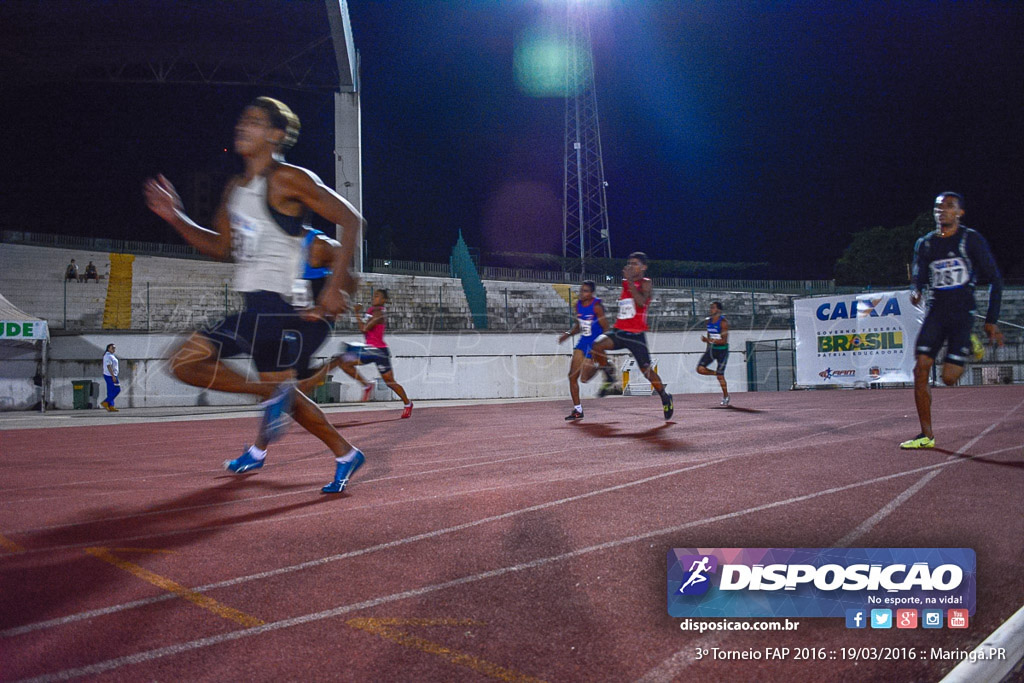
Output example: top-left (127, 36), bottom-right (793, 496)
top-left (0, 293), bottom-right (50, 412)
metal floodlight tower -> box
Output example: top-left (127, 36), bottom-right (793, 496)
top-left (563, 0), bottom-right (612, 275)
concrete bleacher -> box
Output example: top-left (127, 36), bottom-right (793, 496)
top-left (0, 244), bottom-right (476, 332)
top-left (2, 243), bottom-right (1022, 336)
top-left (347, 274), bottom-right (474, 331)
top-left (0, 243), bottom-right (110, 330)
top-left (131, 254), bottom-right (477, 332)
top-left (484, 280), bottom-right (574, 331)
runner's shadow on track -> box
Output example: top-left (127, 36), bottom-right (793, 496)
top-left (210, 473), bottom-right (316, 488)
top-left (331, 416), bottom-right (404, 429)
top-left (705, 405), bottom-right (764, 413)
top-left (935, 448), bottom-right (1024, 469)
top-left (571, 421), bottom-right (687, 452)
top-left (0, 480), bottom-right (336, 636)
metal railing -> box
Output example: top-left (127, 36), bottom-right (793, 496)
top-left (371, 257), bottom-right (835, 294)
top-left (370, 259), bottom-right (452, 277)
top-left (2, 230), bottom-right (205, 259)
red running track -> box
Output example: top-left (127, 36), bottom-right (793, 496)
top-left (1, 387), bottom-right (1022, 682)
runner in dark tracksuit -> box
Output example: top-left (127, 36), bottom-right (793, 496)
top-left (900, 192), bottom-right (1003, 449)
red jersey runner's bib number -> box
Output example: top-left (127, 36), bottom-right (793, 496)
top-left (617, 298), bottom-right (636, 320)
top-left (930, 258), bottom-right (969, 290)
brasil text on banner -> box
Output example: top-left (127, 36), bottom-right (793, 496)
top-left (794, 290), bottom-right (924, 387)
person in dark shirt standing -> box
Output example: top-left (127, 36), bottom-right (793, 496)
top-left (900, 192), bottom-right (1003, 449)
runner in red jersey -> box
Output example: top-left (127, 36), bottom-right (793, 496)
top-left (590, 252), bottom-right (674, 419)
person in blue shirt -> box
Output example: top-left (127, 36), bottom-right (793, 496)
top-left (558, 280), bottom-right (610, 420)
top-left (696, 301), bottom-right (731, 406)
top-left (901, 192), bottom-right (1004, 449)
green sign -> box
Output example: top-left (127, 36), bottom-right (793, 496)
top-left (0, 320), bottom-right (48, 340)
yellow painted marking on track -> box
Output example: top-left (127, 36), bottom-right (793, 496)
top-left (346, 618), bottom-right (548, 683)
top-left (106, 548), bottom-right (176, 555)
top-left (0, 533), bottom-right (25, 553)
top-left (84, 547), bottom-right (264, 628)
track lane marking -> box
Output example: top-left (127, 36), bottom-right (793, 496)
top-left (19, 447), bottom-right (1023, 682)
top-left (84, 547), bottom-right (263, 629)
top-left (0, 532), bottom-right (25, 553)
top-left (1, 458), bottom-right (730, 636)
top-left (839, 399), bottom-right (1023, 546)
top-left (346, 618), bottom-right (547, 683)
top-left (6, 438), bottom-right (1023, 638)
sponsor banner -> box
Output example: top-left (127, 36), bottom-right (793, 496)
top-left (667, 548), bottom-right (975, 618)
top-left (0, 320), bottom-right (48, 341)
top-left (794, 291), bottom-right (924, 386)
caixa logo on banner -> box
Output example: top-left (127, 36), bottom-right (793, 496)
top-left (667, 548), bottom-right (975, 618)
top-left (816, 297), bottom-right (902, 321)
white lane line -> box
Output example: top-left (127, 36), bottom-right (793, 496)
top-left (19, 455), bottom-right (1005, 683)
top-left (634, 634), bottom-right (724, 683)
top-left (835, 470), bottom-right (942, 547)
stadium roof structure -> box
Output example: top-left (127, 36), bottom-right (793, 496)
top-left (0, 0), bottom-right (356, 92)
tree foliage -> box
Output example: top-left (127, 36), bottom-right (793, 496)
top-left (834, 212), bottom-right (933, 287)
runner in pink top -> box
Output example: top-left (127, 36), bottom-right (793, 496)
top-left (363, 300), bottom-right (387, 348)
top-left (334, 289), bottom-right (413, 418)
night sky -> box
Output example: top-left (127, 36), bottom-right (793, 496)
top-left (3, 0), bottom-right (1023, 279)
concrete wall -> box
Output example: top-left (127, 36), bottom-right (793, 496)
top-left (0, 329), bottom-right (785, 411)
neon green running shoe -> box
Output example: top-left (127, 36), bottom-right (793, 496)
top-left (899, 434), bottom-right (935, 449)
top-left (970, 333), bottom-right (985, 362)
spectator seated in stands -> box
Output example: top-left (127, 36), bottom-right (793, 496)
top-left (65, 259), bottom-right (79, 281)
top-left (83, 261), bottom-right (98, 282)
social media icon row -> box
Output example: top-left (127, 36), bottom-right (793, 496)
top-left (845, 609), bottom-right (968, 629)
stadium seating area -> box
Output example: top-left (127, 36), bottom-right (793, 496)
top-left (2, 243), bottom-right (1021, 336)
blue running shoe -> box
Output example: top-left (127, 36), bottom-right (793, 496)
top-left (259, 380), bottom-right (296, 446)
top-left (224, 446), bottom-right (265, 473)
top-left (321, 450), bottom-right (365, 494)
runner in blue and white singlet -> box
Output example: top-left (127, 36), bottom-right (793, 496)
top-left (574, 294), bottom-right (605, 359)
top-left (558, 280), bottom-right (611, 420)
top-left (145, 96), bottom-right (367, 494)
top-left (696, 301), bottom-right (731, 406)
